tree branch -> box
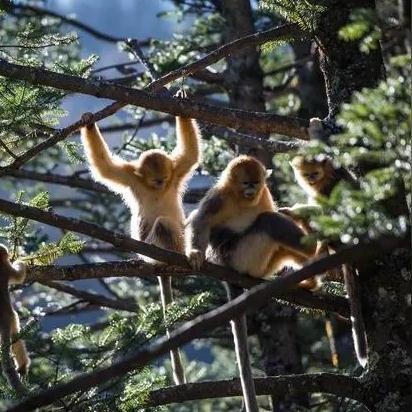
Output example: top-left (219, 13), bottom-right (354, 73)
top-left (0, 59), bottom-right (309, 139)
top-left (40, 280), bottom-right (138, 312)
top-left (1, 169), bottom-right (206, 203)
top-left (5, 237), bottom-right (402, 412)
top-left (143, 373), bottom-right (367, 407)
top-left (27, 260), bottom-right (349, 317)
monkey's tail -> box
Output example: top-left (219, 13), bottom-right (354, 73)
top-left (158, 275), bottom-right (186, 385)
top-left (224, 283), bottom-right (259, 412)
top-left (342, 264), bottom-right (368, 368)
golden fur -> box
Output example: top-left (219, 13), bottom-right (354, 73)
top-left (187, 156), bottom-right (317, 287)
top-left (81, 111), bottom-right (201, 385)
top-left (0, 245), bottom-right (30, 376)
top-left (81, 115), bottom-right (201, 251)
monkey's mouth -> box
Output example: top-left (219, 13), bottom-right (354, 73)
top-left (244, 190), bottom-right (256, 199)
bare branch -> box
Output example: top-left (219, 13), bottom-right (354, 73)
top-left (27, 260), bottom-right (349, 316)
top-left (40, 280), bottom-right (138, 312)
top-left (143, 373), bottom-right (367, 407)
top-left (145, 24), bottom-right (306, 91)
top-left (5, 237), bottom-right (403, 412)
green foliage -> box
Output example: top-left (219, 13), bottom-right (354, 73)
top-left (260, 0), bottom-right (326, 32)
top-left (23, 232), bottom-right (84, 265)
top-left (339, 8), bottom-right (381, 53)
top-left (285, 56), bottom-right (411, 244)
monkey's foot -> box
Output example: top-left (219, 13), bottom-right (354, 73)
top-left (187, 249), bottom-right (204, 271)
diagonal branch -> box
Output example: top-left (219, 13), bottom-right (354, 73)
top-left (143, 373), bottom-right (367, 407)
top-left (40, 280), bottom-right (138, 312)
top-left (0, 59), bottom-right (309, 139)
top-left (5, 237), bottom-right (403, 412)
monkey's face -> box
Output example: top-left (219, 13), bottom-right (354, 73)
top-left (229, 157), bottom-right (266, 203)
top-left (290, 156), bottom-right (331, 193)
top-left (136, 150), bottom-right (173, 191)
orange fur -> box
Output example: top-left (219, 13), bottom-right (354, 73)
top-left (0, 245), bottom-right (30, 376)
top-left (290, 155), bottom-right (336, 200)
top-left (81, 112), bottom-right (201, 385)
top-left (186, 156), bottom-right (317, 288)
top-left (80, 114), bottom-right (201, 250)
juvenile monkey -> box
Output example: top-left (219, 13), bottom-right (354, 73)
top-left (0, 244), bottom-right (30, 377)
top-left (80, 94), bottom-right (201, 385)
top-left (287, 155), bottom-right (368, 368)
top-left (186, 156), bottom-right (318, 411)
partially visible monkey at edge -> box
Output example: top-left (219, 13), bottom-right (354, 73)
top-left (80, 91), bottom-right (201, 385)
top-left (185, 155), bottom-right (319, 411)
top-left (0, 244), bottom-right (30, 377)
top-left (283, 152), bottom-right (368, 368)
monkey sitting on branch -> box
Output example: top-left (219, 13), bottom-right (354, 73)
top-left (185, 155), bottom-right (319, 412)
top-left (283, 151), bottom-right (368, 368)
top-left (0, 244), bottom-right (30, 381)
top-left (80, 90), bottom-right (201, 386)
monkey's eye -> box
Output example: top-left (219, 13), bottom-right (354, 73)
top-left (303, 173), bottom-right (310, 178)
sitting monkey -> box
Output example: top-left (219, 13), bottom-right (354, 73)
top-left (185, 155), bottom-right (318, 411)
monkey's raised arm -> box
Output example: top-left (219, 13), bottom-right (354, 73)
top-left (172, 117), bottom-right (201, 181)
top-left (80, 113), bottom-right (133, 193)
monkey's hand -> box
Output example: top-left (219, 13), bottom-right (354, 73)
top-left (187, 249), bottom-right (205, 271)
top-left (81, 112), bottom-right (95, 129)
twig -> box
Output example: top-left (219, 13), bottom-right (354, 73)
top-left (40, 281), bottom-right (138, 312)
top-left (2, 0), bottom-right (150, 45)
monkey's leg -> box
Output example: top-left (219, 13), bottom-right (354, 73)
top-left (0, 288), bottom-right (27, 395)
top-left (343, 264), bottom-right (367, 367)
top-left (10, 309), bottom-right (30, 376)
top-left (224, 283), bottom-right (259, 412)
top-left (146, 217), bottom-right (186, 385)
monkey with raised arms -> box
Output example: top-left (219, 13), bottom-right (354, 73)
top-left (186, 155), bottom-right (319, 411)
top-left (0, 244), bottom-right (30, 377)
top-left (80, 90), bottom-right (201, 385)
top-left (285, 154), bottom-right (368, 368)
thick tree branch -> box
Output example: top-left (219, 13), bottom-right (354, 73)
top-left (27, 260), bottom-right (349, 317)
top-left (0, 59), bottom-right (309, 139)
top-left (5, 237), bottom-right (402, 412)
top-left (143, 373), bottom-right (366, 407)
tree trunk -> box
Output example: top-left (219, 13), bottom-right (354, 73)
top-left (316, 1), bottom-right (411, 409)
top-left (316, 0), bottom-right (385, 118)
